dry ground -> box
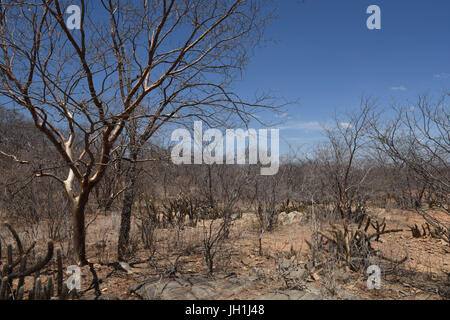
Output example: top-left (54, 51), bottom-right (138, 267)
top-left (1, 207), bottom-right (448, 300)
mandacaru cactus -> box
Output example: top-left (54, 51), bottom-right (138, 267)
top-left (0, 222), bottom-right (69, 300)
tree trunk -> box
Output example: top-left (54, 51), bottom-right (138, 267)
top-left (117, 159), bottom-right (138, 261)
top-left (207, 166), bottom-right (214, 208)
top-left (72, 192), bottom-right (89, 266)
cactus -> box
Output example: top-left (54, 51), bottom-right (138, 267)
top-left (409, 222), bottom-right (444, 239)
top-left (16, 285), bottom-right (24, 300)
top-left (310, 215), bottom-right (406, 271)
top-left (34, 278), bottom-right (42, 300)
top-left (0, 222), bottom-right (66, 300)
top-left (0, 276), bottom-right (7, 300)
top-left (56, 249), bottom-right (63, 297)
top-left (45, 276), bottom-right (54, 299)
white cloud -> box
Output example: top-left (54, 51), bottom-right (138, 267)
top-left (276, 112), bottom-right (290, 119)
top-left (280, 121), bottom-right (322, 131)
top-left (434, 73), bottom-right (450, 79)
top-left (339, 122), bottom-right (353, 129)
top-left (391, 85), bottom-right (407, 91)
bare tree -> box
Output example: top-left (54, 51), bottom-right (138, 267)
top-left (113, 0), bottom-right (278, 260)
top-left (0, 0), bottom-right (261, 264)
top-left (322, 98), bottom-right (376, 232)
top-left (196, 163), bottom-right (254, 274)
top-left (371, 94), bottom-right (449, 243)
top-left (0, 0), bottom-right (278, 264)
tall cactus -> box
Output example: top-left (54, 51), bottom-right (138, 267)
top-left (56, 249), bottom-right (63, 297)
top-left (0, 222), bottom-right (68, 300)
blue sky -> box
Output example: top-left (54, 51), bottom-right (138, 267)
top-left (236, 0), bottom-right (450, 152)
top-left (2, 1), bottom-right (449, 156)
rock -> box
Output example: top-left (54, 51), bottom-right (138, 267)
top-left (300, 292), bottom-right (322, 300)
top-left (256, 292), bottom-right (292, 300)
top-left (190, 284), bottom-right (217, 300)
top-left (311, 273), bottom-right (320, 281)
top-left (337, 291), bottom-right (359, 300)
top-left (118, 262), bottom-right (133, 273)
top-left (255, 289), bottom-right (321, 300)
top-left (131, 274), bottom-right (254, 300)
top-left (82, 294), bottom-right (120, 300)
top-left (278, 211), bottom-right (305, 226)
top-left (98, 294), bottom-right (120, 300)
top-left (130, 272), bottom-right (360, 301)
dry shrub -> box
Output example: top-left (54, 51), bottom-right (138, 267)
top-left (307, 214), bottom-right (407, 274)
top-left (3, 179), bottom-right (71, 243)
